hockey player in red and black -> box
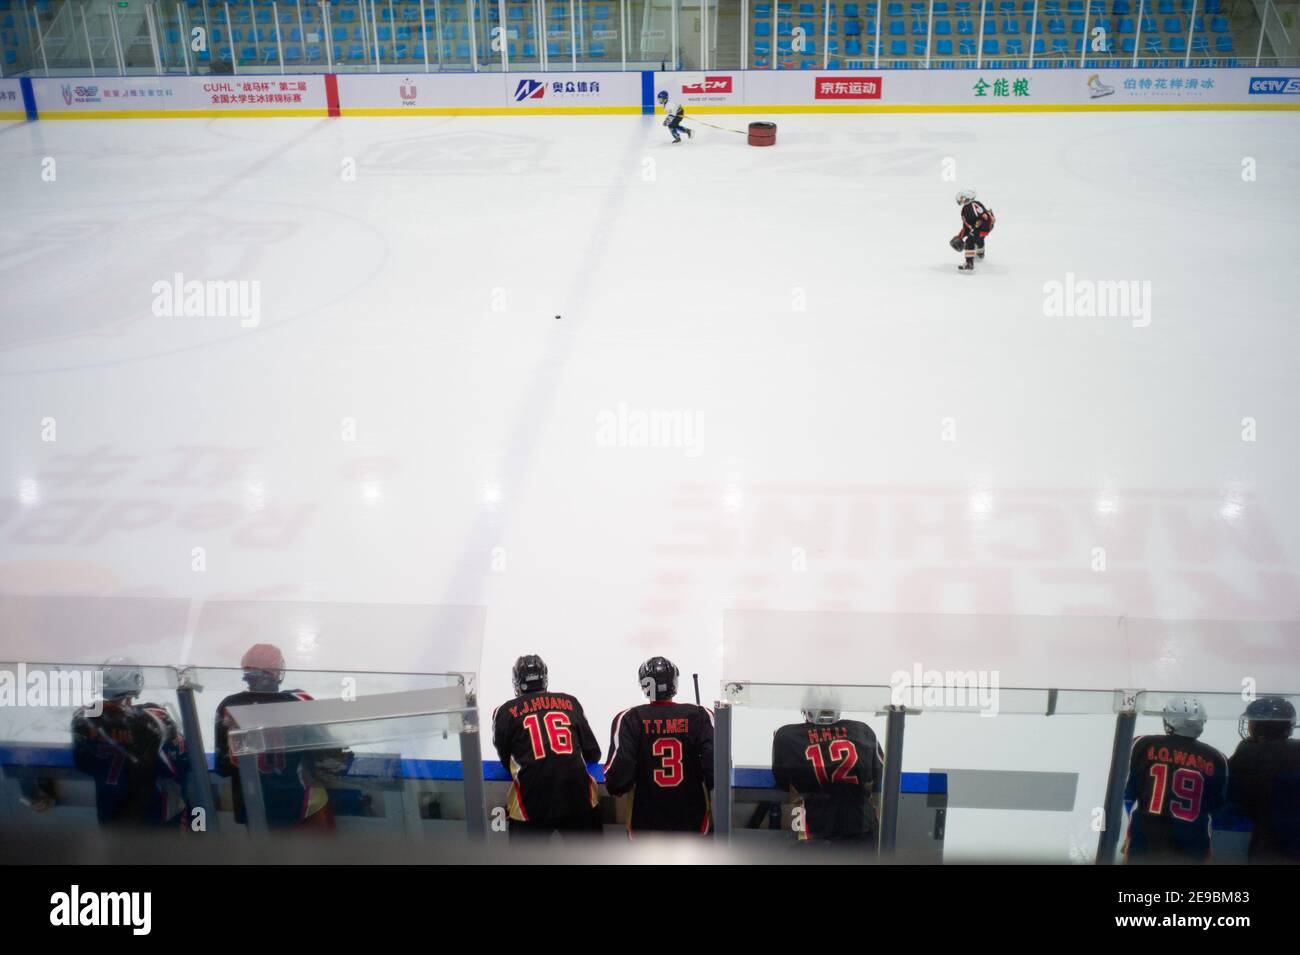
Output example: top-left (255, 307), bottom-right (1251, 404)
top-left (71, 658), bottom-right (190, 828)
top-left (1123, 696), bottom-right (1228, 863)
top-left (1223, 696), bottom-right (1300, 863)
top-left (603, 656), bottom-right (714, 836)
top-left (491, 654), bottom-right (603, 841)
top-left (950, 187), bottom-right (995, 272)
top-left (214, 643), bottom-right (348, 831)
top-left (772, 690), bottom-right (884, 846)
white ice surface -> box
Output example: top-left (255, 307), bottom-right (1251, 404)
top-left (1, 112), bottom-right (1298, 859)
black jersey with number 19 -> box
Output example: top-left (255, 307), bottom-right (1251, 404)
top-left (604, 702), bottom-right (714, 835)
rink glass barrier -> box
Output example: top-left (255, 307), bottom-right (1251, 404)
top-left (719, 681), bottom-right (1300, 862)
top-left (717, 611), bottom-right (1300, 862)
top-left (0, 594), bottom-right (491, 840)
top-left (3, 0), bottom-right (1297, 77)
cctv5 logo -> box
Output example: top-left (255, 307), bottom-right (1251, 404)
top-left (1249, 77), bottom-right (1300, 94)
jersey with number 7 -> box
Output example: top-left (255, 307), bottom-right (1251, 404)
top-left (604, 702), bottom-right (714, 835)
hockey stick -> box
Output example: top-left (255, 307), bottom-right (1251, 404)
top-left (692, 673), bottom-right (701, 705)
top-left (682, 115), bottom-right (747, 135)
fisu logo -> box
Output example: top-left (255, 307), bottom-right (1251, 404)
top-left (399, 80), bottom-right (417, 101)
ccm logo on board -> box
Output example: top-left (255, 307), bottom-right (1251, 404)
top-left (681, 75), bottom-right (733, 94)
top-left (814, 77), bottom-right (882, 99)
top-left (1249, 76), bottom-right (1300, 94)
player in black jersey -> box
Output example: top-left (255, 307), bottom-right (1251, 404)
top-left (604, 656), bottom-right (714, 836)
top-left (951, 187), bottom-right (995, 272)
top-left (71, 658), bottom-right (189, 827)
top-left (492, 654), bottom-right (603, 840)
top-left (1224, 696), bottom-right (1299, 863)
top-left (1123, 696), bottom-right (1228, 863)
top-left (215, 643), bottom-right (347, 831)
top-left (772, 690), bottom-right (883, 845)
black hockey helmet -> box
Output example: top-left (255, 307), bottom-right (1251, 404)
top-left (512, 654), bottom-right (548, 695)
top-left (1240, 696), bottom-right (1297, 741)
top-left (638, 656), bottom-right (678, 701)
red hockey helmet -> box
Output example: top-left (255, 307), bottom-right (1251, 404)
top-left (240, 643), bottom-right (286, 683)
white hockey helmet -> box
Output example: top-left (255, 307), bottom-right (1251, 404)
top-left (801, 687), bottom-right (842, 726)
top-left (955, 188), bottom-right (977, 205)
top-left (1162, 696), bottom-right (1207, 739)
top-left (101, 657), bottom-right (144, 701)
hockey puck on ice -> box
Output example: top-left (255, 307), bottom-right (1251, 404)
top-left (747, 122), bottom-right (777, 147)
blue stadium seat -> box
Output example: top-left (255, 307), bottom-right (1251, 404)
top-left (1157, 0), bottom-right (1173, 12)
top-left (1070, 17), bottom-right (1085, 32)
top-left (1112, 0), bottom-right (1130, 12)
top-left (1209, 14), bottom-right (1227, 32)
top-left (1050, 36), bottom-right (1069, 53)
top-left (889, 19), bottom-right (904, 34)
top-left (1005, 36), bottom-right (1023, 53)
top-left (935, 18), bottom-right (952, 33)
top-left (912, 37), bottom-right (926, 53)
top-left (1117, 16), bottom-right (1133, 31)
top-left (845, 37), bottom-right (862, 53)
top-left (1047, 17), bottom-right (1064, 32)
top-left (958, 18), bottom-right (974, 33)
top-left (959, 36), bottom-right (976, 53)
top-left (1120, 36), bottom-right (1135, 53)
top-left (1003, 17), bottom-right (1020, 33)
top-left (983, 37), bottom-right (999, 53)
top-left (936, 37), bottom-right (954, 53)
top-left (1143, 34), bottom-right (1162, 53)
top-left (1162, 17), bottom-right (1180, 33)
top-left (755, 21), bottom-right (771, 36)
top-left (890, 38), bottom-right (906, 54)
top-left (1214, 34), bottom-right (1232, 52)
top-left (1168, 35), bottom-right (1186, 53)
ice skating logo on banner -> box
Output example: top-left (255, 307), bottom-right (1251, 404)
top-left (61, 84), bottom-right (101, 105)
top-left (814, 77), bottom-right (881, 99)
top-left (1116, 74), bottom-right (1215, 99)
top-left (1087, 74), bottom-right (1115, 99)
top-left (1249, 76), bottom-right (1300, 94)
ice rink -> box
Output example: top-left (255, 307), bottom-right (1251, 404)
top-left (2, 110), bottom-right (1299, 858)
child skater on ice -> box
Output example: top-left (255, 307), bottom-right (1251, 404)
top-left (657, 90), bottom-right (692, 144)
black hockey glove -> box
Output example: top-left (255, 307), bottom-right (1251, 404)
top-left (949, 236), bottom-right (964, 252)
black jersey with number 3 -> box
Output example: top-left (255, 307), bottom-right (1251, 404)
top-left (493, 691), bottom-right (602, 823)
top-left (604, 702), bottom-right (714, 835)
top-left (772, 720), bottom-right (883, 841)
